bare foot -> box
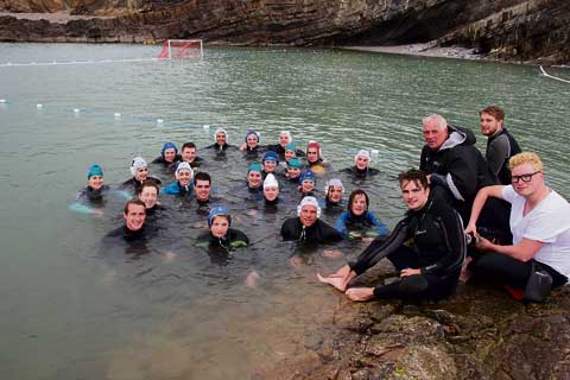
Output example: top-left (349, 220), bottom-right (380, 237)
top-left (244, 271), bottom-right (260, 288)
top-left (316, 273), bottom-right (347, 292)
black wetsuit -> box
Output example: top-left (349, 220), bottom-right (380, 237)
top-left (204, 143), bottom-right (237, 153)
top-left (197, 228), bottom-right (250, 264)
top-left (168, 157), bottom-right (204, 171)
top-left (120, 176), bottom-right (162, 194)
top-left (152, 154), bottom-right (182, 168)
top-left (266, 144), bottom-right (305, 159)
top-left (281, 218), bottom-right (342, 244)
top-left (77, 185), bottom-right (110, 204)
top-left (340, 166), bottom-right (380, 178)
top-left (349, 195), bottom-right (465, 301)
top-left (102, 224), bottom-right (152, 256)
top-left (486, 127), bottom-right (521, 185)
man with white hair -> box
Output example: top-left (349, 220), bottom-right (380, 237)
top-left (419, 114), bottom-right (496, 222)
top-left (267, 131), bottom-right (305, 159)
top-left (341, 150), bottom-right (380, 178)
top-left (281, 196), bottom-right (342, 244)
top-left (204, 127), bottom-right (237, 152)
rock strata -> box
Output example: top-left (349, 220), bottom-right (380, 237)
top-left (0, 0), bottom-right (568, 64)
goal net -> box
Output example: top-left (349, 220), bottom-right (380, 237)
top-left (158, 39), bottom-right (204, 60)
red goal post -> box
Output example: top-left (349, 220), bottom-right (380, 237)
top-left (158, 39), bottom-right (203, 60)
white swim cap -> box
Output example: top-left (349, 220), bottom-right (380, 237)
top-left (175, 162), bottom-right (194, 177)
top-left (297, 196), bottom-right (321, 218)
top-left (354, 149), bottom-right (371, 163)
top-left (263, 173), bottom-right (279, 189)
top-left (130, 157), bottom-right (147, 176)
top-left (324, 178), bottom-right (344, 194)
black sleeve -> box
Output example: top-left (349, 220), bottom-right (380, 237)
top-left (421, 207), bottom-right (465, 276)
top-left (445, 147), bottom-right (480, 201)
top-left (319, 221), bottom-right (343, 243)
top-left (280, 218), bottom-right (299, 241)
top-left (350, 219), bottom-right (410, 275)
top-left (486, 135), bottom-right (509, 177)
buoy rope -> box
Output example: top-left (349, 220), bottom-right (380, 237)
top-left (539, 65), bottom-right (570, 84)
top-left (0, 57), bottom-right (164, 68)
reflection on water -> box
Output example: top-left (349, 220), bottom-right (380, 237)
top-left (0, 43), bottom-right (569, 379)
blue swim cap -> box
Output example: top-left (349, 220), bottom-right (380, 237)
top-left (247, 162), bottom-right (263, 174)
top-left (87, 164), bottom-right (103, 178)
top-left (161, 142), bottom-right (178, 157)
top-left (262, 151), bottom-right (279, 164)
top-left (285, 142), bottom-right (297, 152)
top-left (299, 170), bottom-right (316, 184)
top-left (208, 206), bottom-right (231, 227)
top-left (288, 158), bottom-right (303, 169)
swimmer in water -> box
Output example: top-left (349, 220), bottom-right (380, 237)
top-left (261, 151), bottom-right (279, 178)
top-left (104, 199), bottom-right (149, 243)
top-left (284, 142), bottom-right (297, 164)
top-left (120, 157), bottom-right (161, 194)
top-left (246, 162), bottom-right (263, 192)
top-left (240, 129), bottom-right (263, 158)
top-left (341, 149), bottom-right (380, 178)
top-left (280, 196), bottom-right (342, 244)
top-left (69, 164), bottom-right (109, 215)
top-left (334, 189), bottom-right (389, 240)
top-left (266, 131), bottom-right (305, 159)
top-left (197, 206), bottom-right (250, 251)
top-left (263, 174), bottom-right (280, 206)
top-left (321, 178), bottom-right (345, 217)
top-left (152, 142), bottom-right (181, 168)
top-left (305, 140), bottom-right (331, 175)
top-left (163, 162), bottom-right (194, 198)
top-left (171, 142), bottom-right (203, 170)
top-left (204, 127), bottom-right (236, 153)
top-left (137, 180), bottom-right (165, 218)
top-left (285, 158), bottom-right (303, 182)
top-left (298, 170), bottom-right (317, 197)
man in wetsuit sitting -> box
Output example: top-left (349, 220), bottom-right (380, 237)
top-left (318, 169), bottom-right (465, 302)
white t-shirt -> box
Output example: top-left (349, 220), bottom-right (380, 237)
top-left (502, 186), bottom-right (570, 281)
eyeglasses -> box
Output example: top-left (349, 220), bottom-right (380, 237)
top-left (511, 171), bottom-right (541, 183)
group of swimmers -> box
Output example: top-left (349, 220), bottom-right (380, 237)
top-left (74, 105), bottom-right (570, 304)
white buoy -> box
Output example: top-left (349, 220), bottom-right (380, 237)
top-left (114, 112), bottom-right (121, 119)
top-left (203, 124), bottom-right (210, 130)
top-left (36, 103), bottom-right (43, 109)
top-left (73, 108), bottom-right (80, 114)
top-left (156, 118), bottom-right (164, 125)
top-left (370, 149), bottom-right (379, 159)
top-left (0, 99), bottom-right (6, 103)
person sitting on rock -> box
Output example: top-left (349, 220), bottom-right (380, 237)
top-left (465, 152), bottom-right (570, 301)
top-left (281, 196), bottom-right (342, 244)
top-left (335, 189), bottom-right (389, 240)
top-left (318, 169), bottom-right (465, 303)
top-left (341, 149), bottom-right (380, 178)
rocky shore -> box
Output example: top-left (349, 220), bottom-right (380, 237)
top-left (258, 282), bottom-right (570, 379)
top-left (0, 0), bottom-right (569, 65)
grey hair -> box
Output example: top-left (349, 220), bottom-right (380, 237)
top-left (422, 114), bottom-right (448, 130)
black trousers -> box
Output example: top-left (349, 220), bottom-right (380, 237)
top-left (373, 245), bottom-right (459, 302)
top-left (470, 252), bottom-right (568, 289)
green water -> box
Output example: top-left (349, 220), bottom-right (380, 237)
top-left (0, 43), bottom-right (569, 379)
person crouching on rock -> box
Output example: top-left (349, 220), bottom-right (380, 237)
top-left (318, 169), bottom-right (465, 302)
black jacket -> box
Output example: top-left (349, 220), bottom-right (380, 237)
top-left (281, 218), bottom-right (342, 244)
top-left (486, 127), bottom-right (521, 185)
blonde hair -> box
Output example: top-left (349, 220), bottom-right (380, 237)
top-left (509, 152), bottom-right (544, 172)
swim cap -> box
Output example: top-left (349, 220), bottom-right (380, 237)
top-left (130, 157), bottom-right (147, 176)
top-left (175, 162), bottom-right (193, 177)
top-left (214, 127), bottom-right (229, 143)
top-left (287, 158), bottom-right (303, 169)
top-left (87, 164), bottom-right (103, 179)
top-left (285, 142), bottom-right (297, 152)
top-left (161, 142), bottom-right (178, 157)
top-left (297, 196), bottom-right (321, 218)
top-left (245, 129), bottom-right (260, 142)
top-left (263, 173), bottom-right (279, 189)
top-left (299, 170), bottom-right (316, 184)
top-left (280, 131), bottom-right (292, 142)
top-left (262, 151), bottom-right (279, 164)
top-left (247, 162), bottom-right (263, 174)
top-left (306, 140), bottom-right (322, 159)
top-left (324, 178), bottom-right (344, 194)
top-left (354, 149), bottom-right (371, 163)
top-left (208, 206), bottom-right (231, 227)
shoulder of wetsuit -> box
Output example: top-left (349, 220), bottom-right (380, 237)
top-left (150, 176), bottom-right (162, 185)
top-left (151, 156), bottom-right (164, 164)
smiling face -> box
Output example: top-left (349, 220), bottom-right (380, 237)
top-left (287, 167), bottom-right (301, 179)
top-left (300, 205), bottom-right (318, 227)
top-left (422, 119), bottom-right (448, 150)
top-left (134, 167), bottom-right (149, 182)
top-left (163, 148), bottom-right (177, 163)
top-left (182, 147), bottom-right (196, 162)
top-left (355, 156), bottom-right (369, 170)
top-left (88, 175), bottom-right (104, 191)
top-left (279, 133), bottom-right (290, 147)
top-left (124, 203), bottom-right (146, 231)
top-left (246, 134), bottom-right (258, 149)
top-left (263, 160), bottom-right (277, 173)
top-left (247, 171), bottom-right (262, 188)
top-left (194, 179), bottom-right (211, 201)
top-left (401, 180), bottom-right (430, 211)
top-left (480, 112), bottom-right (503, 137)
top-left (327, 186), bottom-right (343, 203)
top-left (301, 180), bottom-right (315, 193)
top-left (176, 169), bottom-right (193, 187)
top-left (510, 163), bottom-right (544, 198)
top-left (139, 185), bottom-right (158, 209)
top-left (263, 186), bottom-right (279, 201)
top-left (285, 150), bottom-right (295, 161)
top-left (215, 132), bottom-right (226, 146)
top-left (210, 216), bottom-right (229, 238)
top-left (350, 194), bottom-right (367, 216)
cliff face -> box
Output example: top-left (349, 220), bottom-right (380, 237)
top-left (0, 0), bottom-right (568, 64)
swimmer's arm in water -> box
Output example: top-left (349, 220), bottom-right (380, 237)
top-left (69, 202), bottom-right (103, 216)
